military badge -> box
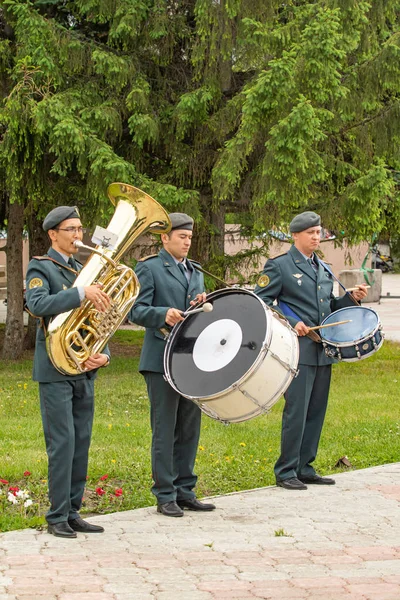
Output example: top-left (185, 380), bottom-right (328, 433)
top-left (63, 284), bottom-right (68, 290)
top-left (257, 274), bottom-right (270, 287)
top-left (292, 273), bottom-right (302, 286)
top-left (28, 278), bottom-right (43, 289)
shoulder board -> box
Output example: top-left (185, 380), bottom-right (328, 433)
top-left (269, 252), bottom-right (288, 260)
top-left (32, 255), bottom-right (49, 260)
top-left (188, 259), bottom-right (201, 266)
top-left (138, 254), bottom-right (158, 262)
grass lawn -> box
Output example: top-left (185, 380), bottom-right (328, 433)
top-left (1, 327), bottom-right (399, 533)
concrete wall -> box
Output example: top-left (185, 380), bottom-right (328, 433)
top-left (224, 225), bottom-right (371, 282)
top-left (0, 228), bottom-right (371, 288)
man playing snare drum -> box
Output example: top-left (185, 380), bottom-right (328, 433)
top-left (255, 211), bottom-right (367, 490)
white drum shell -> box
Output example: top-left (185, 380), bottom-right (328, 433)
top-left (164, 291), bottom-right (299, 424)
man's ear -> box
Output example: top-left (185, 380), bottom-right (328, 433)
top-left (48, 229), bottom-right (57, 243)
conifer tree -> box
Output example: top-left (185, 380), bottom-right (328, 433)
top-left (0, 0), bottom-right (399, 356)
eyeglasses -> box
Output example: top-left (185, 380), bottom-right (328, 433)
top-left (55, 227), bottom-right (86, 234)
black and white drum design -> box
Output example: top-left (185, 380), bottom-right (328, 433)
top-left (164, 288), bottom-right (299, 423)
top-left (320, 306), bottom-right (384, 362)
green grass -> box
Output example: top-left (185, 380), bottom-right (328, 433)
top-left (1, 328), bottom-right (399, 533)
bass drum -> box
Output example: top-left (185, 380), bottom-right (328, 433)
top-left (164, 288), bottom-right (299, 423)
top-left (320, 305), bottom-right (384, 362)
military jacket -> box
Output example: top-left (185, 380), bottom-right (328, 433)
top-left (25, 247), bottom-right (110, 382)
top-left (129, 248), bottom-right (205, 373)
top-left (254, 245), bottom-right (356, 366)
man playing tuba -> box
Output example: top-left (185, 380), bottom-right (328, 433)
top-left (26, 206), bottom-right (111, 538)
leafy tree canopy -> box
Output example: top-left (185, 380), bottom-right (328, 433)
top-left (0, 0), bottom-right (399, 261)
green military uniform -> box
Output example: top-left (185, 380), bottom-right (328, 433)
top-left (26, 246), bottom-right (110, 525)
top-left (255, 244), bottom-right (355, 482)
top-left (129, 247), bottom-right (205, 504)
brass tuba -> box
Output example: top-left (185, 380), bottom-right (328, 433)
top-left (46, 183), bottom-right (171, 375)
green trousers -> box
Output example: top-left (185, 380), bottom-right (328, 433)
top-left (274, 364), bottom-right (332, 481)
top-left (39, 378), bottom-right (95, 524)
top-left (144, 372), bottom-right (201, 504)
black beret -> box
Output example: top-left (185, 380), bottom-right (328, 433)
top-left (43, 206), bottom-right (81, 232)
top-left (289, 211), bottom-right (321, 233)
top-left (169, 212), bottom-right (194, 231)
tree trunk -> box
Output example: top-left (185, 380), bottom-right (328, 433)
top-left (191, 193), bottom-right (226, 288)
top-left (25, 210), bottom-right (49, 349)
top-left (2, 202), bottom-right (25, 359)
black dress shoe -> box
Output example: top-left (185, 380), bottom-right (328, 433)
top-left (47, 522), bottom-right (77, 538)
top-left (157, 501), bottom-right (184, 517)
top-left (177, 498), bottom-right (216, 511)
top-left (299, 474), bottom-right (336, 485)
top-left (68, 517), bottom-right (105, 533)
top-left (276, 477), bottom-right (308, 490)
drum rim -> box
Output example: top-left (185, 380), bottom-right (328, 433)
top-left (163, 288), bottom-right (272, 401)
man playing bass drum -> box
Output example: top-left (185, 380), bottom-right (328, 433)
top-left (129, 212), bottom-right (216, 517)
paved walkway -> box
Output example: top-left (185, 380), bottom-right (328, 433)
top-left (1, 463), bottom-right (400, 599)
top-left (1, 274), bottom-right (399, 599)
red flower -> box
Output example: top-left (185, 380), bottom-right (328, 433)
top-left (99, 474), bottom-right (108, 481)
top-left (9, 486), bottom-right (20, 496)
top-left (114, 488), bottom-right (123, 497)
top-left (0, 478), bottom-right (8, 484)
top-left (95, 487), bottom-right (106, 496)
top-left (23, 471), bottom-right (31, 477)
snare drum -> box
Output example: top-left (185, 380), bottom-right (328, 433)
top-left (164, 288), bottom-right (299, 423)
top-left (320, 306), bottom-right (384, 362)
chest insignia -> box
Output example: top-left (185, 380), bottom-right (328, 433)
top-left (28, 278), bottom-right (43, 289)
top-left (63, 284), bottom-right (68, 290)
top-left (292, 273), bottom-right (302, 278)
top-left (257, 274), bottom-right (270, 288)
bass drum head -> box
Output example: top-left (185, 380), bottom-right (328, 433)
top-left (165, 289), bottom-right (267, 399)
top-left (320, 306), bottom-right (379, 344)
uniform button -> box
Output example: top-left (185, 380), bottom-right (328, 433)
top-left (318, 285), bottom-right (321, 290)
top-left (320, 298), bottom-right (323, 302)
top-left (188, 295), bottom-right (191, 299)
top-left (322, 313), bottom-right (325, 317)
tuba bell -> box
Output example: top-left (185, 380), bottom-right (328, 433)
top-left (46, 183), bottom-right (171, 376)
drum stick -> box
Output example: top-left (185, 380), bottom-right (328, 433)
top-left (346, 285), bottom-right (371, 292)
top-left (308, 319), bottom-right (352, 331)
top-left (182, 302), bottom-right (213, 316)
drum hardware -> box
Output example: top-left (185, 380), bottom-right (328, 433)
top-left (262, 342), bottom-right (298, 376)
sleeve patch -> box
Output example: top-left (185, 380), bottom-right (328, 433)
top-left (257, 274), bottom-right (270, 288)
top-left (28, 278), bottom-right (43, 289)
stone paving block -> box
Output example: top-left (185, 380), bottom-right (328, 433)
top-left (253, 588), bottom-right (308, 599)
top-left (59, 594), bottom-right (117, 600)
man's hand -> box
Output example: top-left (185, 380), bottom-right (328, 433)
top-left (190, 292), bottom-right (207, 306)
top-left (84, 283), bottom-right (110, 312)
top-left (351, 284), bottom-right (368, 302)
top-left (165, 308), bottom-right (185, 326)
top-left (294, 321), bottom-right (310, 337)
top-left (82, 353), bottom-right (109, 371)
